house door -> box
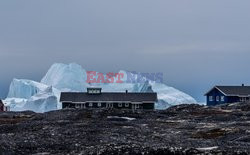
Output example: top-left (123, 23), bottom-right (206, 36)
top-left (106, 103), bottom-right (113, 109)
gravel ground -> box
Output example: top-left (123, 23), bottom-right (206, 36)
top-left (0, 103), bottom-right (250, 155)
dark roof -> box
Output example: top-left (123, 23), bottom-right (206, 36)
top-left (0, 100), bottom-right (3, 105)
top-left (60, 92), bottom-right (157, 102)
top-left (205, 86), bottom-right (250, 96)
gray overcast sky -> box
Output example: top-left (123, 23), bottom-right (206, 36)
top-left (0, 0), bottom-right (250, 102)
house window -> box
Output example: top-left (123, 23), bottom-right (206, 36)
top-left (89, 102), bottom-right (93, 107)
top-left (221, 96), bottom-right (225, 102)
top-left (106, 103), bottom-right (113, 108)
top-left (240, 97), bottom-right (247, 102)
top-left (98, 102), bottom-right (101, 107)
top-left (118, 103), bottom-right (122, 107)
top-left (76, 104), bottom-right (80, 108)
top-left (216, 96), bottom-right (220, 102)
top-left (125, 103), bottom-right (129, 107)
top-left (87, 88), bottom-right (101, 94)
top-left (209, 96), bottom-right (213, 101)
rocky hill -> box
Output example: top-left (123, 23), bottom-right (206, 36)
top-left (0, 103), bottom-right (250, 154)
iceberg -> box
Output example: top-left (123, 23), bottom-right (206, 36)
top-left (7, 79), bottom-right (49, 99)
top-left (5, 79), bottom-right (60, 113)
top-left (41, 63), bottom-right (89, 91)
top-left (5, 86), bottom-right (59, 113)
top-left (22, 86), bottom-right (58, 113)
top-left (4, 63), bottom-right (197, 112)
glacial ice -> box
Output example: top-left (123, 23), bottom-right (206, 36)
top-left (4, 63), bottom-right (197, 112)
top-left (7, 79), bottom-right (49, 99)
top-left (4, 84), bottom-right (60, 113)
top-left (41, 63), bottom-right (88, 91)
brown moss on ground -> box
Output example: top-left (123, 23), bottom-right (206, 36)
top-left (192, 128), bottom-right (227, 139)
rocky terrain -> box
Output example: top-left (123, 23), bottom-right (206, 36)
top-left (0, 103), bottom-right (250, 155)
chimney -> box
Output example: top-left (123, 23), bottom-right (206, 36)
top-left (242, 84), bottom-right (245, 86)
top-left (126, 90), bottom-right (128, 93)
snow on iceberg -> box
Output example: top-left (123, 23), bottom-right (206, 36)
top-left (5, 63), bottom-right (197, 112)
